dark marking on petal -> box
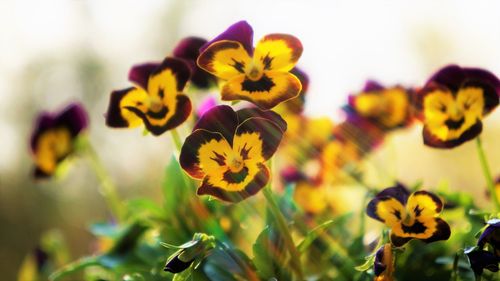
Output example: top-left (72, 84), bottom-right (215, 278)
top-left (223, 166), bottom-right (249, 184)
top-left (401, 220), bottom-right (427, 234)
top-left (231, 58), bottom-right (245, 73)
top-left (239, 143), bottom-right (252, 160)
top-left (241, 75), bottom-right (275, 93)
top-left (413, 204), bottom-right (423, 217)
top-left (106, 88), bottom-right (137, 128)
top-left (423, 119), bottom-right (483, 148)
top-left (146, 106), bottom-right (169, 119)
top-left (390, 233), bottom-right (412, 247)
top-left (445, 118), bottom-right (465, 130)
top-left (261, 52), bottom-right (273, 70)
top-left (210, 151), bottom-right (226, 166)
top-left (422, 218), bottom-right (451, 244)
top-left (392, 209), bottom-right (402, 220)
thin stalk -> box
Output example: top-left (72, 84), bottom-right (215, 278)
top-left (86, 141), bottom-right (125, 222)
top-left (475, 138), bottom-right (500, 212)
top-left (170, 128), bottom-right (184, 153)
top-left (262, 186), bottom-right (304, 280)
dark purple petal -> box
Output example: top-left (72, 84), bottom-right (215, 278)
top-left (194, 105), bottom-right (238, 145)
top-left (376, 184), bottom-right (411, 205)
top-left (236, 107), bottom-right (287, 133)
top-left (478, 220), bottom-right (500, 249)
top-left (389, 234), bottom-right (412, 247)
top-left (200, 20), bottom-right (254, 55)
top-left (174, 37), bottom-right (217, 89)
top-left (180, 129), bottom-right (226, 179)
top-left (466, 250), bottom-right (500, 276)
top-left (235, 117), bottom-right (284, 160)
top-left (281, 166), bottom-right (305, 183)
top-left (128, 62), bottom-right (161, 90)
top-left (54, 103), bottom-right (89, 137)
top-left (363, 80), bottom-right (385, 92)
top-left (105, 87), bottom-right (137, 128)
top-left (197, 163), bottom-right (269, 202)
top-left (423, 121), bottom-right (482, 149)
top-left (425, 64), bottom-right (465, 93)
top-left (373, 246), bottom-right (387, 276)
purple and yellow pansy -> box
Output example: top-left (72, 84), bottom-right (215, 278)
top-left (106, 57), bottom-right (192, 136)
top-left (417, 65), bottom-right (500, 148)
top-left (197, 21), bottom-right (303, 109)
top-left (366, 185), bottom-right (451, 247)
top-left (179, 105), bottom-right (286, 202)
top-left (347, 80), bottom-right (413, 130)
top-left (30, 103), bottom-right (89, 178)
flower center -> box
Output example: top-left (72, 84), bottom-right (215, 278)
top-left (246, 62), bottom-right (263, 81)
top-left (149, 96), bottom-right (163, 113)
top-left (227, 155), bottom-right (244, 173)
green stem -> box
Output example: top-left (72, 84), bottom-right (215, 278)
top-left (262, 187), bottom-right (304, 280)
top-left (49, 257), bottom-right (99, 281)
top-left (85, 141), bottom-right (125, 222)
top-left (170, 128), bottom-right (184, 153)
top-left (475, 138), bottom-right (500, 212)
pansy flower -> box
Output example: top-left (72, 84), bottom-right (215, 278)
top-left (197, 21), bottom-right (303, 109)
top-left (366, 185), bottom-right (451, 247)
top-left (478, 219), bottom-right (500, 257)
top-left (347, 80), bottom-right (413, 130)
top-left (173, 37), bottom-right (218, 89)
top-left (417, 65), bottom-right (499, 148)
top-left (30, 103), bottom-right (89, 178)
top-left (106, 57), bottom-right (192, 136)
top-left (373, 244), bottom-right (395, 281)
top-left (465, 249), bottom-right (499, 277)
top-left (179, 105), bottom-right (286, 202)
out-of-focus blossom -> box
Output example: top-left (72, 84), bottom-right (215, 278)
top-left (319, 138), bottom-right (361, 184)
top-left (30, 103), bottom-right (88, 178)
top-left (347, 80), bottom-right (413, 130)
top-left (196, 95), bottom-right (218, 119)
top-left (293, 181), bottom-right (328, 215)
top-left (333, 114), bottom-right (385, 157)
top-left (197, 21), bottom-right (303, 109)
top-left (180, 105), bottom-right (286, 202)
top-left (276, 67), bottom-right (309, 114)
top-left (106, 57), bottom-right (192, 136)
top-left (173, 37), bottom-right (218, 89)
top-left (366, 185), bottom-right (450, 247)
top-left (374, 243), bottom-right (395, 281)
top-left (478, 219), bottom-right (500, 257)
top-left (416, 65), bottom-right (499, 148)
top-left (465, 248), bottom-right (499, 277)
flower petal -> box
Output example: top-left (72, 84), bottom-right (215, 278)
top-left (193, 105), bottom-right (238, 144)
top-left (197, 163), bottom-right (270, 203)
top-left (200, 21), bottom-right (254, 55)
top-left (221, 71), bottom-right (301, 109)
top-left (235, 116), bottom-right (284, 160)
top-left (127, 95), bottom-right (191, 136)
top-left (180, 129), bottom-right (230, 179)
top-left (197, 41), bottom-right (252, 80)
top-left (366, 196), bottom-right (406, 227)
top-left (128, 62), bottom-right (161, 90)
top-left (390, 217), bottom-right (450, 246)
top-left (106, 87), bottom-right (148, 128)
top-left (423, 120), bottom-right (482, 148)
top-left (254, 34), bottom-right (303, 72)
top-left (173, 37), bottom-right (217, 89)
top-left (148, 57), bottom-right (191, 104)
top-left (236, 107), bottom-right (287, 133)
top-left (406, 190), bottom-right (443, 219)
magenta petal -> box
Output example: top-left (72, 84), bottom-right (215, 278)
top-left (200, 20), bottom-right (254, 55)
top-left (128, 62), bottom-right (161, 90)
top-left (362, 80), bottom-right (385, 92)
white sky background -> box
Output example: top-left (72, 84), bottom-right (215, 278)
top-left (0, 0), bottom-right (499, 194)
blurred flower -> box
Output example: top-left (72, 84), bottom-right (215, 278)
top-left (366, 185), bottom-right (450, 247)
top-left (106, 57), bottom-right (192, 136)
top-left (164, 233), bottom-right (216, 273)
top-left (30, 103), bottom-right (88, 178)
top-left (196, 95), bottom-right (218, 119)
top-left (478, 219), bottom-right (500, 257)
top-left (346, 80), bottom-right (413, 130)
top-left (293, 181), bottom-right (328, 215)
top-left (417, 65), bottom-right (500, 148)
top-left (465, 248), bottom-right (499, 277)
top-left (276, 67), bottom-right (309, 114)
top-left (173, 37), bottom-right (218, 89)
top-left (180, 105), bottom-right (286, 202)
top-left (197, 21), bottom-right (303, 109)
top-left (374, 243), bottom-right (395, 281)
top-left (319, 138), bottom-right (361, 184)
top-left (333, 114), bottom-right (385, 157)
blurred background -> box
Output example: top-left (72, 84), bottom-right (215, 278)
top-left (1, 0), bottom-right (500, 279)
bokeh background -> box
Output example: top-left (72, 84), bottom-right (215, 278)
top-left (1, 0), bottom-right (500, 279)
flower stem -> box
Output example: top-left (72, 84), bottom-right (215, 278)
top-left (170, 128), bottom-right (184, 153)
top-left (475, 137), bottom-right (500, 212)
top-left (262, 186), bottom-right (304, 280)
top-left (85, 141), bottom-right (125, 222)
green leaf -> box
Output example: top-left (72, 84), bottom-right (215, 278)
top-left (354, 254), bottom-right (376, 272)
top-left (297, 219), bottom-right (336, 253)
top-left (252, 225), bottom-right (290, 280)
top-left (49, 257), bottom-right (100, 281)
top-left (163, 156), bottom-right (188, 215)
